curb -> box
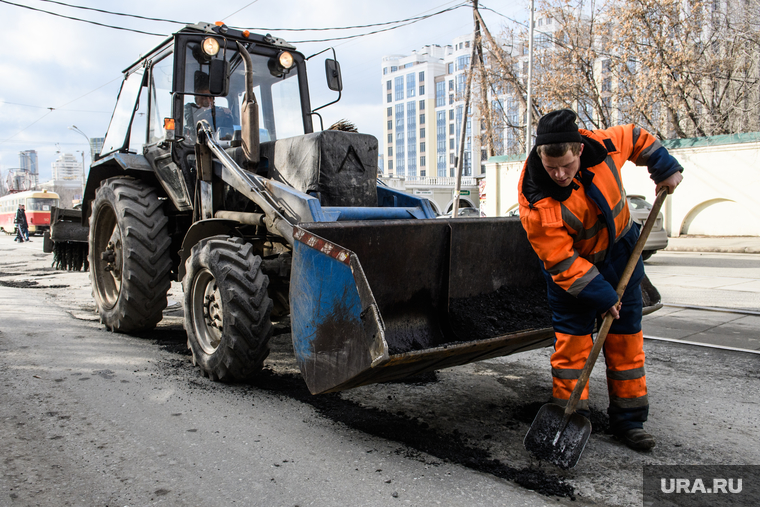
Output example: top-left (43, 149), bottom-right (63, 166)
top-left (664, 242), bottom-right (760, 254)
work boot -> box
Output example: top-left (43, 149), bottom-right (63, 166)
top-left (615, 428), bottom-right (656, 451)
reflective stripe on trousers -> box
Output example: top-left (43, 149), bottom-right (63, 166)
top-left (551, 330), bottom-right (648, 410)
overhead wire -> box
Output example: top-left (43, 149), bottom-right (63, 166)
top-left (35, 0), bottom-right (189, 24)
top-left (287, 3), bottom-right (470, 43)
top-left (0, 0), bottom-right (168, 36)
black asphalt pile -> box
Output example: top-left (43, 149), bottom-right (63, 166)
top-left (250, 369), bottom-right (576, 500)
top-left (449, 285), bottom-right (552, 340)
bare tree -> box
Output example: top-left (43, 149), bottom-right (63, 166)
top-left (472, 0), bottom-right (759, 150)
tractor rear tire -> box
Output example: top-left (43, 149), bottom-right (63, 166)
top-left (89, 177), bottom-right (172, 332)
top-left (183, 236), bottom-right (273, 381)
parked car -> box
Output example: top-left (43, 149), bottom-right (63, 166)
top-left (437, 206), bottom-right (481, 218)
top-left (627, 195), bottom-right (668, 260)
top-left (506, 197), bottom-right (667, 260)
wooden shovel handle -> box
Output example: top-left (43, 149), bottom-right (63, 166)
top-left (562, 188), bottom-right (668, 417)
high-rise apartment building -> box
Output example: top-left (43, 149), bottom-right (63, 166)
top-left (19, 150), bottom-right (38, 188)
top-left (381, 34), bottom-right (506, 181)
top-left (52, 153), bottom-right (83, 181)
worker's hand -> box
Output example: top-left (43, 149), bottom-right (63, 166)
top-left (603, 302), bottom-right (622, 320)
top-left (656, 171), bottom-right (683, 195)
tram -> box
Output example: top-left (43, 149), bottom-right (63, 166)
top-left (0, 190), bottom-right (60, 235)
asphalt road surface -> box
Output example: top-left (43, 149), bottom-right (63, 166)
top-left (1, 236), bottom-right (759, 506)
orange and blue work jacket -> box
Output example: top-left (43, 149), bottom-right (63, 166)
top-left (518, 125), bottom-right (682, 312)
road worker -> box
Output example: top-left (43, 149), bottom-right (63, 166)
top-left (517, 109), bottom-right (683, 450)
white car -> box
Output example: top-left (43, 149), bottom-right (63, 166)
top-left (627, 195), bottom-right (668, 260)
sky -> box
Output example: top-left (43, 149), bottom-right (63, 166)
top-left (0, 0), bottom-right (527, 184)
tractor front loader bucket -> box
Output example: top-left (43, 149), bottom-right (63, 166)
top-left (289, 217), bottom-right (555, 394)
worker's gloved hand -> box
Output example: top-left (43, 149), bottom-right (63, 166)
top-left (603, 302), bottom-right (622, 320)
top-left (656, 171), bottom-right (683, 195)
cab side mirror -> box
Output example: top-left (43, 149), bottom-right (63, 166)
top-left (325, 59), bottom-right (342, 92)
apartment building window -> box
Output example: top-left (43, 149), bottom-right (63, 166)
top-left (419, 85), bottom-right (425, 95)
top-left (602, 59), bottom-right (611, 74)
top-left (388, 133), bottom-right (392, 143)
top-left (391, 65), bottom-right (398, 72)
top-left (388, 160), bottom-right (393, 170)
top-left (435, 81), bottom-right (445, 107)
top-left (456, 73), bottom-right (466, 95)
top-left (449, 123), bottom-right (455, 135)
top-left (602, 77), bottom-right (612, 92)
top-left (395, 103), bottom-right (404, 128)
top-left (386, 80), bottom-right (392, 90)
top-left (395, 76), bottom-right (404, 101)
top-left (419, 113), bottom-right (425, 124)
top-left (387, 106), bottom-right (392, 117)
top-left (449, 109), bottom-right (454, 120)
top-left (418, 71), bottom-right (425, 82)
top-left (419, 99), bottom-right (425, 110)
top-left (447, 62), bottom-right (453, 74)
top-left (383, 67), bottom-right (388, 75)
top-left (387, 120), bottom-right (392, 130)
top-left (420, 156), bottom-right (426, 167)
top-left (449, 80), bottom-right (453, 91)
top-left (449, 94), bottom-right (454, 105)
top-left (449, 138), bottom-right (454, 149)
top-left (407, 101), bottom-right (417, 130)
top-left (388, 147), bottom-right (393, 157)
top-left (456, 55), bottom-right (470, 71)
top-left (406, 73), bottom-right (416, 98)
top-left (420, 142), bottom-right (426, 153)
top-left (436, 111), bottom-right (446, 176)
top-left (420, 127), bottom-right (425, 138)
top-left (387, 93), bottom-right (392, 103)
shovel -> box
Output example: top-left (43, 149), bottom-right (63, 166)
top-left (524, 188), bottom-right (668, 469)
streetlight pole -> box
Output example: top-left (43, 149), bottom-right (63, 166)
top-left (525, 0), bottom-right (535, 157)
top-left (68, 125), bottom-right (89, 197)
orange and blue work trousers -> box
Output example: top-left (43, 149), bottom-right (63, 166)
top-left (544, 231), bottom-right (649, 433)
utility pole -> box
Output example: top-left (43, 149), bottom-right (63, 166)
top-left (453, 0), bottom-right (480, 217)
top-left (525, 0), bottom-right (535, 157)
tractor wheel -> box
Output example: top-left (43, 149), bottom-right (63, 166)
top-left (183, 236), bottom-right (273, 381)
top-left (89, 177), bottom-right (172, 332)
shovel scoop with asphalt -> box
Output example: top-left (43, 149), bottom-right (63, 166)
top-left (523, 188), bottom-right (668, 469)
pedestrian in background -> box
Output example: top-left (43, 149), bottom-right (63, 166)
top-left (517, 109), bottom-right (683, 451)
top-left (14, 203), bottom-right (29, 243)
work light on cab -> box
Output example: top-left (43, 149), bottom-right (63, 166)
top-left (202, 37), bottom-right (220, 57)
top-left (279, 51), bottom-right (294, 70)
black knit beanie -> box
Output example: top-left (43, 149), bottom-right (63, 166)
top-left (534, 109), bottom-right (582, 146)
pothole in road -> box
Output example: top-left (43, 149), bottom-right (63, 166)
top-left (152, 328), bottom-right (577, 500)
top-left (0, 279), bottom-right (69, 289)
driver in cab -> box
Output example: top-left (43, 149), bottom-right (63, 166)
top-left (184, 71), bottom-right (234, 140)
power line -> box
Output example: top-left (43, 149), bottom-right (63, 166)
top-left (35, 0), bottom-right (189, 24)
top-left (232, 2), bottom-right (469, 32)
top-left (289, 3), bottom-right (470, 44)
top-left (0, 0), bottom-right (167, 36)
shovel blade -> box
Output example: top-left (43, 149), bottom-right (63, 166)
top-left (524, 403), bottom-right (592, 469)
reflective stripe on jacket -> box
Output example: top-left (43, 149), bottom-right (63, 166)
top-left (518, 124), bottom-right (682, 312)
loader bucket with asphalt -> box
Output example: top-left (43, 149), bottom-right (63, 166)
top-left (289, 216), bottom-right (556, 394)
